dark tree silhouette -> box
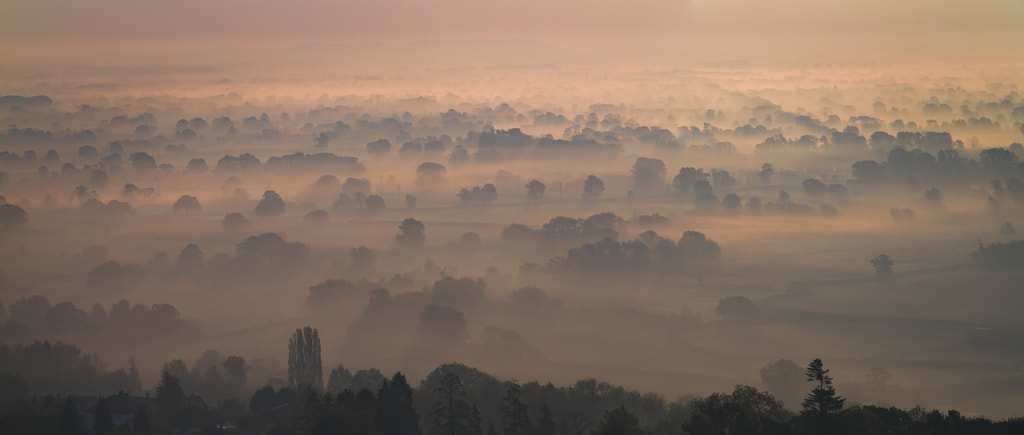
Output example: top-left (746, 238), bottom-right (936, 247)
top-left (288, 326), bottom-right (323, 390)
top-left (457, 184), bottom-right (498, 205)
top-left (129, 152), bottom-right (157, 171)
top-left (327, 364), bottom-right (353, 393)
top-left (366, 195), bottom-right (386, 209)
top-left (802, 358), bottom-right (844, 416)
top-left (406, 194), bottom-right (418, 208)
top-left (673, 167), bottom-right (710, 195)
top-left (0, 203), bottom-right (28, 230)
top-left (592, 406), bottom-right (644, 435)
top-left (802, 178), bottom-right (826, 198)
top-left (133, 407), bottom-right (152, 434)
top-left (368, 138), bottom-right (392, 154)
top-left (156, 370), bottom-right (186, 425)
top-left (343, 177), bottom-right (372, 196)
top-left (417, 162), bottom-right (447, 180)
top-left (396, 217), bottom-right (426, 247)
top-left (871, 254), bottom-right (894, 279)
top-left (632, 157), bottom-right (666, 192)
top-left (500, 382), bottom-right (533, 435)
top-left (582, 175), bottom-right (605, 200)
top-left (222, 212), bottom-right (250, 230)
top-left (254, 190), bottom-right (286, 217)
top-left (759, 163), bottom-right (774, 184)
top-left (684, 385), bottom-right (784, 435)
top-left (525, 180), bottom-right (546, 201)
top-left (377, 372), bottom-right (422, 435)
top-left (59, 397), bottom-right (85, 435)
top-left (172, 195), bottom-right (202, 213)
top-left (94, 397), bottom-right (114, 434)
top-left (185, 158), bottom-right (209, 175)
top-left (430, 369), bottom-right (479, 435)
top-left (722, 193), bottom-right (741, 212)
top-left (712, 169), bottom-right (736, 191)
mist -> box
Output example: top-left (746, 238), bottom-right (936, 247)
top-left (1, 1), bottom-right (1023, 433)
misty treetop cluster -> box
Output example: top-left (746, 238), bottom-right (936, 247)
top-left (3, 66), bottom-right (1024, 434)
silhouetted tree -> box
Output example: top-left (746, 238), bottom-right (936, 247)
top-left (366, 195), bottom-right (386, 209)
top-left (430, 369), bottom-right (479, 435)
top-left (132, 407), bottom-right (152, 434)
top-left (500, 382), bottom-right (533, 435)
top-left (156, 370), bottom-right (186, 425)
top-left (802, 178), bottom-right (826, 198)
top-left (223, 355), bottom-right (248, 389)
top-left (56, 397), bottom-right (85, 435)
top-left (129, 152), bottom-right (157, 171)
top-left (592, 406), bottom-right (644, 435)
top-left (406, 194), bottom-right (418, 208)
top-left (802, 358), bottom-right (844, 416)
top-left (871, 254), bottom-right (894, 279)
top-left (525, 180), bottom-right (546, 201)
top-left (343, 177), bottom-right (373, 196)
top-left (582, 175), bottom-right (604, 200)
top-left (683, 385), bottom-right (784, 435)
top-left (1001, 221), bottom-right (1016, 236)
top-left (254, 190), bottom-right (286, 217)
top-left (457, 184), bottom-right (498, 205)
top-left (327, 364), bottom-right (353, 393)
top-left (396, 218), bottom-right (426, 247)
top-left (222, 212), bottom-right (250, 230)
top-left (632, 157), bottom-right (666, 192)
top-left (758, 163), bottom-right (774, 184)
top-left (378, 372), bottom-right (422, 435)
top-left (722, 193), bottom-right (741, 212)
top-left (673, 167), bottom-right (710, 195)
top-left (0, 203), bottom-right (28, 230)
top-left (94, 397), bottom-right (115, 434)
top-left (711, 169), bottom-right (736, 191)
top-left (288, 326), bottom-right (323, 390)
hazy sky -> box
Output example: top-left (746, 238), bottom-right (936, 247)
top-left (2, 0), bottom-right (1021, 60)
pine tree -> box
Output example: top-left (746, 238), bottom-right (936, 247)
top-left (430, 370), bottom-right (477, 435)
top-left (288, 326), bottom-right (323, 390)
top-left (378, 372), bottom-right (422, 435)
top-left (156, 370), bottom-right (186, 425)
top-left (500, 382), bottom-right (533, 435)
top-left (801, 358), bottom-right (845, 416)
